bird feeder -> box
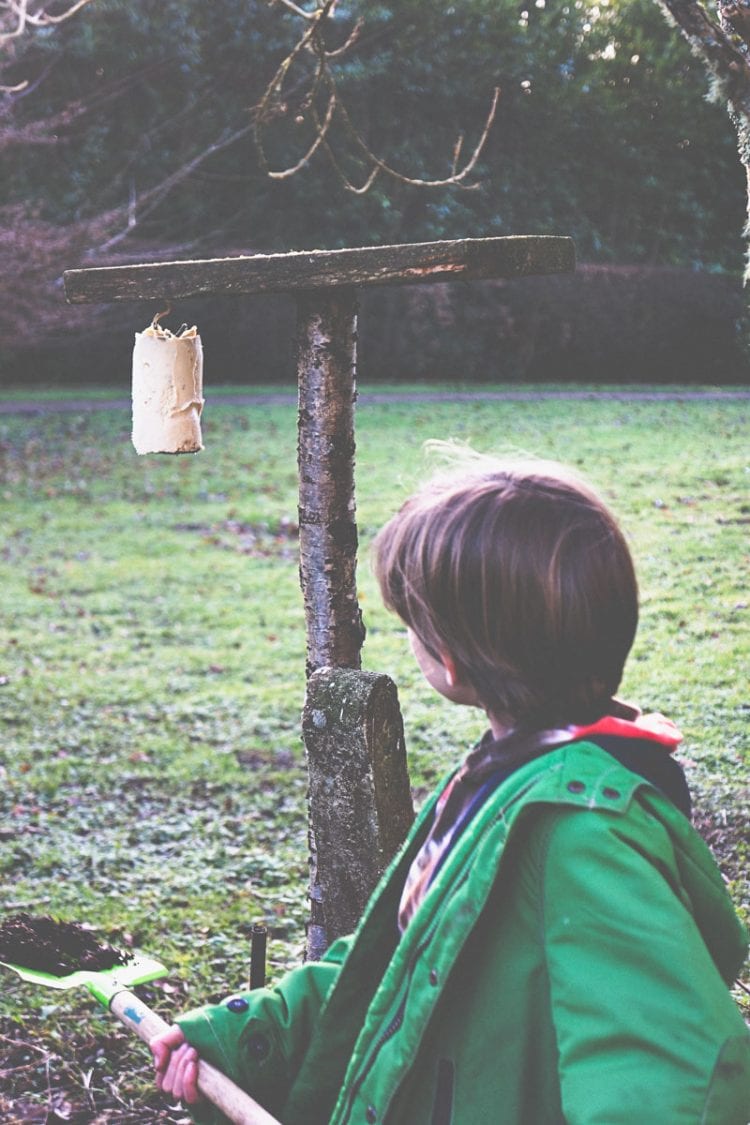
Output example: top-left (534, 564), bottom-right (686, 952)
top-left (131, 312), bottom-right (204, 455)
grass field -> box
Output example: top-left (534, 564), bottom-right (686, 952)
top-left (0, 387), bottom-right (748, 1121)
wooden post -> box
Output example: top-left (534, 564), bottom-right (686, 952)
top-left (296, 289), bottom-right (364, 675)
top-left (303, 668), bottom-right (413, 958)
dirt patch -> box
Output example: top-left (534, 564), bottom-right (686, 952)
top-left (173, 517), bottom-right (299, 558)
top-left (0, 913), bottom-right (131, 976)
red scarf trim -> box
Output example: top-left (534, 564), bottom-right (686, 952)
top-left (570, 711), bottom-right (683, 750)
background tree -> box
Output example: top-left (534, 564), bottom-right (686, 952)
top-left (654, 0), bottom-right (750, 274)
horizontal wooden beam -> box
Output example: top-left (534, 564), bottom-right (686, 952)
top-left (63, 236), bottom-right (574, 304)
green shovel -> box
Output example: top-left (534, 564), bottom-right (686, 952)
top-left (1, 954), bottom-right (281, 1125)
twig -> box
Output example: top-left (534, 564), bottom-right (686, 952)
top-left (95, 122), bottom-right (254, 253)
top-left (257, 0), bottom-right (336, 124)
top-left (271, 0), bottom-right (318, 20)
top-left (0, 0), bottom-right (96, 45)
top-left (325, 16), bottom-right (363, 59)
top-left (264, 90), bottom-right (336, 179)
top-left (254, 0), bottom-right (500, 194)
top-left (0, 1032), bottom-right (51, 1056)
top-left (30, 0), bottom-right (95, 26)
top-left (333, 83), bottom-right (500, 189)
top-left (0, 1059), bottom-right (55, 1078)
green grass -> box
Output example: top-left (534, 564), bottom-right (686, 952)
top-left (0, 388), bottom-right (748, 1120)
top-left (0, 380), bottom-right (748, 400)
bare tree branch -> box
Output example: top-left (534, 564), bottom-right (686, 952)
top-left (0, 0), bottom-right (96, 45)
top-left (94, 122), bottom-right (256, 253)
top-left (325, 16), bottom-right (364, 59)
top-left (27, 0), bottom-right (96, 26)
top-left (254, 0), bottom-right (499, 194)
top-left (271, 0), bottom-right (319, 21)
top-left (332, 84), bottom-right (501, 190)
top-left (0, 65), bottom-right (151, 153)
top-left (256, 0), bottom-right (336, 128)
top-left (264, 90), bottom-right (336, 180)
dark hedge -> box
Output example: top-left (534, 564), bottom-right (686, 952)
top-left (3, 264), bottom-right (747, 387)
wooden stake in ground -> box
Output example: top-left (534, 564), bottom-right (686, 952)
top-left (64, 236), bottom-right (576, 955)
top-left (303, 669), bottom-right (413, 958)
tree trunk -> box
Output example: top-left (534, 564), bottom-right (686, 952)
top-left (296, 289), bottom-right (365, 675)
top-left (656, 0), bottom-right (750, 257)
top-left (655, 0), bottom-right (750, 351)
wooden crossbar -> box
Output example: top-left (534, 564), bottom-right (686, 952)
top-left (63, 236), bottom-right (574, 303)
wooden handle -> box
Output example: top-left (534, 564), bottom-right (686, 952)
top-left (110, 990), bottom-right (282, 1125)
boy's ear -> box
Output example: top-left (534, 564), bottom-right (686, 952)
top-left (441, 652), bottom-right (461, 689)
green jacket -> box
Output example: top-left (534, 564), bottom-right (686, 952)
top-left (179, 741), bottom-right (750, 1124)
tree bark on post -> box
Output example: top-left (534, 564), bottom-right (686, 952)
top-left (303, 669), bottom-right (414, 960)
top-left (296, 288), bottom-right (365, 676)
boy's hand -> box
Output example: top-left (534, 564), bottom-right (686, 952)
top-left (151, 1024), bottom-right (203, 1105)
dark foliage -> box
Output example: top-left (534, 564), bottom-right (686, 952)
top-left (359, 265), bottom-right (750, 383)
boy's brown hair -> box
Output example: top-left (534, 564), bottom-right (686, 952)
top-left (372, 455), bottom-right (639, 729)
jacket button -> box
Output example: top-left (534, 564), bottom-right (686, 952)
top-left (602, 786), bottom-right (621, 800)
top-left (567, 780), bottom-right (586, 794)
top-left (429, 968), bottom-right (439, 986)
top-left (366, 1106), bottom-right (377, 1123)
top-left (226, 996), bottom-right (249, 1013)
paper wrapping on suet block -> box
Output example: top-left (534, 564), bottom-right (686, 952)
top-left (131, 318), bottom-right (204, 455)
